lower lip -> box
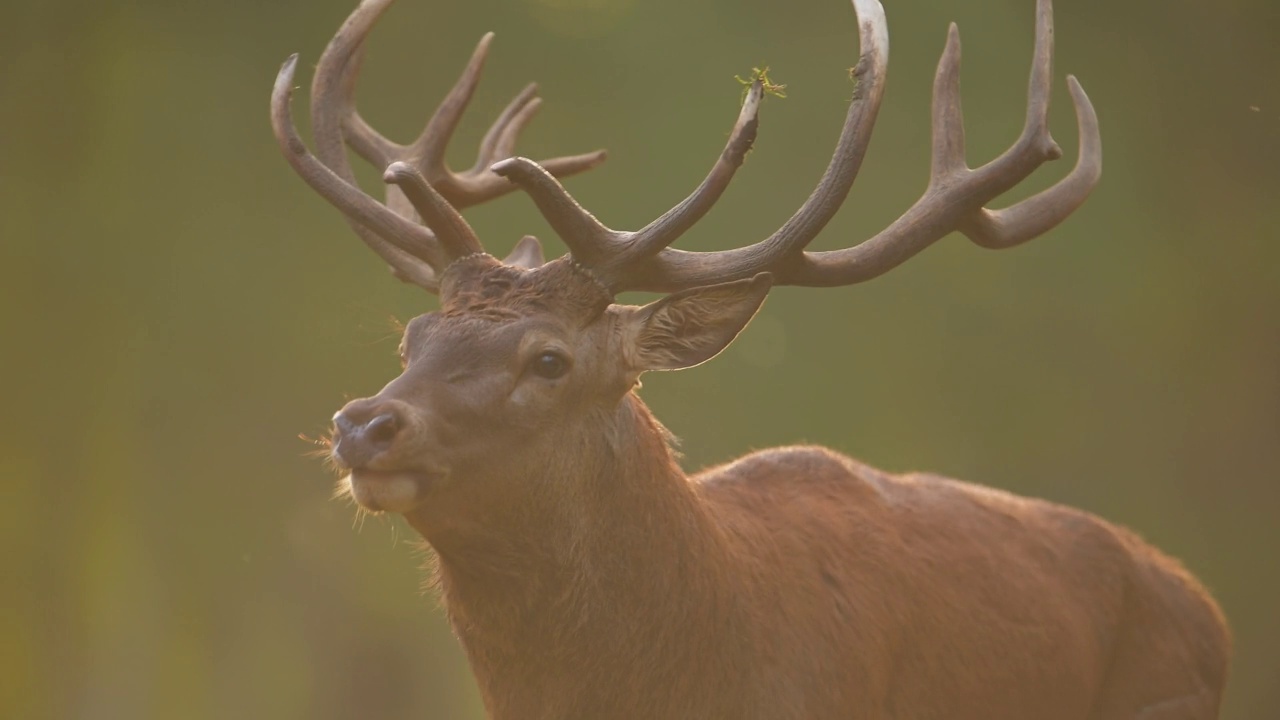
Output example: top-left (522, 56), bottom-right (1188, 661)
top-left (346, 470), bottom-right (437, 513)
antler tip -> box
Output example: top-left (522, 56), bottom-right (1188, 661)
top-left (943, 23), bottom-right (961, 57)
top-left (270, 54), bottom-right (310, 157)
top-left (470, 31), bottom-right (496, 64)
top-left (1064, 74), bottom-right (1101, 172)
top-left (533, 149), bottom-right (610, 179)
top-left (382, 160), bottom-right (417, 184)
top-left (490, 156), bottom-right (536, 176)
top-left (276, 53), bottom-right (300, 84)
top-left (743, 81), bottom-right (764, 112)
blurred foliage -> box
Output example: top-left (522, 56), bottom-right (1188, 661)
top-left (2, 0), bottom-right (1277, 717)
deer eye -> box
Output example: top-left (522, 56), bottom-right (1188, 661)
top-left (530, 350), bottom-right (570, 380)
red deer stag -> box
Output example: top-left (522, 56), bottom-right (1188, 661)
top-left (270, 0), bottom-right (1230, 717)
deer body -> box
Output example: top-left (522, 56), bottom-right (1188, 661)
top-left (270, 0), bottom-right (1230, 716)
top-left (410, 393), bottom-right (1228, 720)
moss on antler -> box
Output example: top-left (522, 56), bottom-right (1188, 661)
top-left (735, 66), bottom-right (787, 101)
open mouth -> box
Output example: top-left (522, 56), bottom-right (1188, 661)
top-left (345, 469), bottom-right (440, 513)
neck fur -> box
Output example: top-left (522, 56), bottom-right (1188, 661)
top-left (406, 393), bottom-right (746, 718)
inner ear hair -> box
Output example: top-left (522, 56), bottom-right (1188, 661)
top-left (629, 273), bottom-right (773, 372)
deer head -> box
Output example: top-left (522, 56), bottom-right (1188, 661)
top-left (270, 0), bottom-right (1099, 534)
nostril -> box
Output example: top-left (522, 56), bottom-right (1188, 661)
top-left (331, 408), bottom-right (399, 469)
top-left (365, 412), bottom-right (399, 449)
top-left (333, 411), bottom-right (357, 437)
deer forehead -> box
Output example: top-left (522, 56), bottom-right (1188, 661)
top-left (398, 256), bottom-right (623, 371)
top-left (438, 255), bottom-right (611, 325)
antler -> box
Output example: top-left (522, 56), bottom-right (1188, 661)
top-left (496, 0), bottom-right (1100, 294)
top-left (490, 80), bottom-right (765, 290)
top-left (270, 0), bottom-right (607, 291)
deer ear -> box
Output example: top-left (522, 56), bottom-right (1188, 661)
top-left (622, 273), bottom-right (773, 372)
top-left (503, 235), bottom-right (545, 269)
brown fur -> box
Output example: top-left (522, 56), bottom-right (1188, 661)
top-left (329, 257), bottom-right (1230, 720)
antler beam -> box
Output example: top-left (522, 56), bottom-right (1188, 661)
top-left (495, 0), bottom-right (1099, 294)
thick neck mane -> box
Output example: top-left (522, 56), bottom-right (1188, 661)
top-left (407, 394), bottom-right (749, 718)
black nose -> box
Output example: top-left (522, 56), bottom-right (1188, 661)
top-left (332, 410), bottom-right (401, 469)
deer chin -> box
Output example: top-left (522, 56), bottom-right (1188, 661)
top-left (346, 469), bottom-right (438, 514)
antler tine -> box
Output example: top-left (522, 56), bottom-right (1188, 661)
top-left (491, 80), bottom-right (765, 289)
top-left (319, 0), bottom-right (399, 173)
top-left (306, 0), bottom-right (442, 287)
top-left (383, 162), bottom-right (485, 259)
top-left (930, 24), bottom-right (967, 179)
top-left (946, 0), bottom-right (1063, 197)
top-left (272, 54), bottom-right (447, 289)
top-left (491, 157), bottom-right (620, 265)
top-left (412, 32), bottom-right (497, 173)
top-left (310, 0), bottom-right (480, 233)
top-left (961, 76), bottom-right (1101, 249)
top-left (609, 0), bottom-right (1098, 292)
top-left (473, 83), bottom-right (541, 173)
top-left (311, 0), bottom-right (390, 172)
top-left (609, 82), bottom-right (765, 271)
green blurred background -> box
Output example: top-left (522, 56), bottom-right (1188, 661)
top-left (3, 0), bottom-right (1277, 717)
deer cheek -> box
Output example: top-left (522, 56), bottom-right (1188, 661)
top-left (506, 379), bottom-right (564, 424)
